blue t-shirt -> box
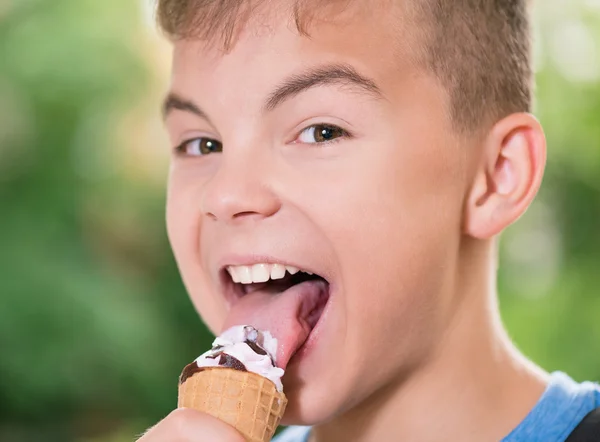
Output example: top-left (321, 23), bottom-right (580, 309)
top-left (274, 372), bottom-right (600, 442)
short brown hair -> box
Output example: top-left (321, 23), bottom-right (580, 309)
top-left (156, 0), bottom-right (532, 133)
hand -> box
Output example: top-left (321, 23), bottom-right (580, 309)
top-left (137, 408), bottom-right (246, 441)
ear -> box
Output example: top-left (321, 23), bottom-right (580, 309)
top-left (463, 113), bottom-right (547, 239)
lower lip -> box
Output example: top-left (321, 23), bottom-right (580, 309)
top-left (288, 283), bottom-right (334, 365)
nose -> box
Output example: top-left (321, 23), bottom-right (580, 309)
top-left (200, 154), bottom-right (281, 223)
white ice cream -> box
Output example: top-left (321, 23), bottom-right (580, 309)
top-left (194, 325), bottom-right (284, 392)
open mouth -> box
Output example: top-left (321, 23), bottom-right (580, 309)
top-left (221, 263), bottom-right (331, 331)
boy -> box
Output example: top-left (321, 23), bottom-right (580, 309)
top-left (140, 0), bottom-right (600, 441)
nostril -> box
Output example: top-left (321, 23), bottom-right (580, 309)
top-left (232, 210), bottom-right (260, 218)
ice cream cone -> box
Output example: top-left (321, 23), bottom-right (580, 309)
top-left (178, 367), bottom-right (288, 442)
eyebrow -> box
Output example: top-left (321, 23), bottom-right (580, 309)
top-left (162, 63), bottom-right (384, 120)
top-left (162, 93), bottom-right (212, 122)
top-left (264, 63), bottom-right (383, 111)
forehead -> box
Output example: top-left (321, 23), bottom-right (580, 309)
top-left (170, 1), bottom-right (423, 97)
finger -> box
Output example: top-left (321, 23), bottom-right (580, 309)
top-left (137, 408), bottom-right (246, 441)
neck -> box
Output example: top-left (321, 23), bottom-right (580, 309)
top-left (311, 238), bottom-right (548, 442)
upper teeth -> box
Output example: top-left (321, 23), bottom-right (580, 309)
top-left (227, 263), bottom-right (303, 284)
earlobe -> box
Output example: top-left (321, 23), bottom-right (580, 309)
top-left (464, 113), bottom-right (547, 239)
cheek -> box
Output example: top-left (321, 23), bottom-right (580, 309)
top-left (166, 166), bottom-right (226, 334)
top-left (342, 137), bottom-right (463, 322)
top-left (301, 136), bottom-right (463, 405)
top-left (312, 133), bottom-right (463, 283)
top-left (166, 166), bottom-right (201, 268)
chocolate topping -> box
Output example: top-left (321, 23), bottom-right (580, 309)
top-left (218, 353), bottom-right (247, 371)
top-left (241, 326), bottom-right (274, 362)
top-left (179, 354), bottom-right (249, 385)
top-left (245, 339), bottom-right (267, 355)
top-left (179, 362), bottom-right (203, 384)
top-left (244, 325), bottom-right (259, 342)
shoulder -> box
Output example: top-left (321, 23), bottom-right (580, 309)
top-left (502, 371), bottom-right (600, 442)
top-left (554, 371), bottom-right (600, 406)
top-left (272, 426), bottom-right (311, 442)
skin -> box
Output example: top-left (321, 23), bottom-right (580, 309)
top-left (147, 1), bottom-right (549, 441)
top-left (138, 408), bottom-right (245, 441)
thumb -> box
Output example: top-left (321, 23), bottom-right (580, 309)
top-left (138, 408), bottom-right (246, 441)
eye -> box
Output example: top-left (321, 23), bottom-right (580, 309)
top-left (296, 124), bottom-right (349, 144)
top-left (175, 137), bottom-right (222, 156)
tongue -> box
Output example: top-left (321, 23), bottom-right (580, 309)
top-left (222, 279), bottom-right (328, 369)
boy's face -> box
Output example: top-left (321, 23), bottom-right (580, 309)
top-left (165, 2), bottom-right (471, 423)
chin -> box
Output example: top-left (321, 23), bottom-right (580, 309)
top-left (279, 369), bottom-right (352, 426)
top-left (280, 390), bottom-right (339, 426)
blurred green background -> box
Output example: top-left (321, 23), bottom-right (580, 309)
top-left (0, 1), bottom-right (599, 441)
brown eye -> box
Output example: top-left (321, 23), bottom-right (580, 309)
top-left (176, 138), bottom-right (222, 156)
top-left (297, 124), bottom-right (348, 144)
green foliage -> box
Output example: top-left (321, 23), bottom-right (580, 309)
top-left (0, 1), bottom-right (599, 441)
top-left (0, 1), bottom-right (213, 440)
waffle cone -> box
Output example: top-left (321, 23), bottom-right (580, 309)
top-left (178, 367), bottom-right (287, 442)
